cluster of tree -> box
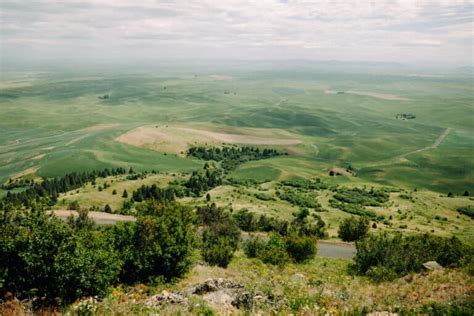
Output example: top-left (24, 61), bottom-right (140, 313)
top-left (277, 189), bottom-right (323, 210)
top-left (131, 184), bottom-right (179, 203)
top-left (338, 216), bottom-right (370, 241)
top-left (1, 178), bottom-right (34, 190)
top-left (353, 232), bottom-right (472, 282)
top-left (187, 146), bottom-right (283, 171)
top-left (184, 166), bottom-right (223, 196)
top-left (1, 168), bottom-right (129, 208)
top-left (0, 201), bottom-right (197, 304)
top-left (196, 204), bottom-right (240, 268)
top-left (233, 208), bottom-right (327, 238)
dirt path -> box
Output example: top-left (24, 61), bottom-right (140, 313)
top-left (400, 127), bottom-right (451, 158)
top-left (49, 210), bottom-right (136, 225)
top-left (363, 127), bottom-right (452, 168)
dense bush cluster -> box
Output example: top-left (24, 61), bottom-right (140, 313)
top-left (280, 178), bottom-right (328, 190)
top-left (332, 187), bottom-right (389, 206)
top-left (457, 206), bottom-right (474, 219)
top-left (0, 201), bottom-right (197, 303)
top-left (187, 146), bottom-right (283, 171)
top-left (338, 216), bottom-right (370, 241)
top-left (243, 208), bottom-right (324, 266)
top-left (233, 208), bottom-right (326, 238)
top-left (196, 203), bottom-right (240, 268)
top-left (329, 199), bottom-right (377, 218)
top-left (353, 232), bottom-right (472, 282)
top-left (277, 189), bottom-right (323, 210)
top-left (244, 233), bottom-right (317, 266)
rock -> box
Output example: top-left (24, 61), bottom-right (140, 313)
top-left (145, 290), bottom-right (188, 307)
top-left (422, 261), bottom-right (443, 270)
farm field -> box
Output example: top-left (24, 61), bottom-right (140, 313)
top-left (1, 63), bottom-right (473, 194)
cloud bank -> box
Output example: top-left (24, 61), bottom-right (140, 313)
top-left (1, 0), bottom-right (473, 65)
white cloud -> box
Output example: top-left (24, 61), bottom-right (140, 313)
top-left (0, 0), bottom-right (472, 65)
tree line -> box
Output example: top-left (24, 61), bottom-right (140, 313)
top-left (1, 168), bottom-right (131, 208)
top-left (187, 146), bottom-right (284, 171)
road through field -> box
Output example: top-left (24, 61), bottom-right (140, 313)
top-left (399, 127), bottom-right (452, 158)
top-left (363, 127), bottom-right (452, 168)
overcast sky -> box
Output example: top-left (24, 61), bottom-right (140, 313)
top-left (1, 0), bottom-right (473, 66)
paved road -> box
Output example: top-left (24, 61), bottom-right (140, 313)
top-left (317, 241), bottom-right (356, 259)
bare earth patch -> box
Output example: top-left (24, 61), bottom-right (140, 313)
top-left (49, 210), bottom-right (136, 224)
top-left (116, 125), bottom-right (302, 154)
top-left (325, 90), bottom-right (408, 101)
top-left (31, 154), bottom-right (45, 160)
top-left (81, 123), bottom-right (119, 132)
top-left (329, 167), bottom-right (355, 177)
top-left (12, 167), bottom-right (39, 180)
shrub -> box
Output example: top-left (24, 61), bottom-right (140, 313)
top-left (243, 236), bottom-right (266, 258)
top-left (338, 216), bottom-right (369, 241)
top-left (0, 208), bottom-right (121, 302)
top-left (286, 235), bottom-right (317, 263)
top-left (199, 204), bottom-right (240, 268)
top-left (243, 233), bottom-right (289, 267)
top-left (457, 206), bottom-right (474, 219)
top-left (110, 202), bottom-right (197, 283)
top-left (353, 232), bottom-right (471, 280)
top-left (260, 233), bottom-right (289, 267)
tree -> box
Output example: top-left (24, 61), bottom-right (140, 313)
top-left (122, 190), bottom-right (129, 198)
top-left (200, 206), bottom-right (240, 268)
top-left (104, 204), bottom-right (112, 213)
top-left (448, 191), bottom-right (454, 197)
top-left (110, 202), bottom-right (197, 283)
top-left (463, 190), bottom-right (470, 197)
top-left (338, 216), bottom-right (369, 242)
top-left (112, 189), bottom-right (117, 195)
top-left (206, 193), bottom-right (211, 202)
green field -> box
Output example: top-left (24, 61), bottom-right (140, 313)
top-left (1, 63), bottom-right (473, 195)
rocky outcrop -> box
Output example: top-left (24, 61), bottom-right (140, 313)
top-left (145, 278), bottom-right (254, 313)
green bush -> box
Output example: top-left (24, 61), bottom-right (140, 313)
top-left (260, 233), bottom-right (290, 267)
top-left (109, 202), bottom-right (197, 283)
top-left (338, 216), bottom-right (370, 241)
top-left (286, 235), bottom-right (317, 263)
top-left (0, 208), bottom-right (121, 302)
top-left (354, 232), bottom-right (471, 280)
top-left (199, 204), bottom-right (240, 268)
top-left (243, 236), bottom-right (266, 258)
top-left (243, 233), bottom-right (289, 267)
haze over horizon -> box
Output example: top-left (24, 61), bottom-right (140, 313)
top-left (1, 0), bottom-right (473, 67)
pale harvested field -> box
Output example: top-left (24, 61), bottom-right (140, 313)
top-left (116, 125), bottom-right (302, 154)
top-left (325, 90), bottom-right (408, 100)
top-left (81, 123), bottom-right (119, 132)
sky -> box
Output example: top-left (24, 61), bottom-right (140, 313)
top-left (1, 0), bottom-right (473, 66)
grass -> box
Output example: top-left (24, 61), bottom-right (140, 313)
top-left (67, 250), bottom-right (473, 314)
